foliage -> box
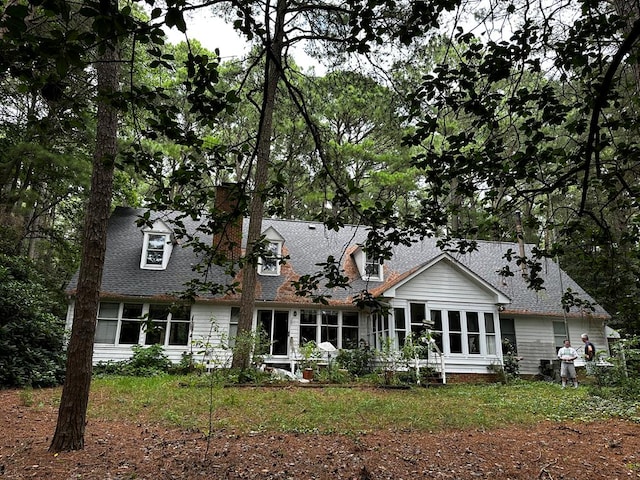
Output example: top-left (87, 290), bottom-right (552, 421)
top-left (93, 344), bottom-right (172, 377)
top-left (487, 340), bottom-right (521, 384)
top-left (335, 345), bottom-right (375, 376)
top-left (169, 352), bottom-right (198, 375)
top-left (314, 366), bottom-right (352, 384)
top-left (589, 336), bottom-right (640, 400)
top-left (0, 254), bottom-right (66, 388)
top-left (23, 378), bottom-right (640, 434)
top-left (235, 328), bottom-right (271, 369)
top-left (401, 330), bottom-right (435, 361)
top-left (299, 340), bottom-right (322, 370)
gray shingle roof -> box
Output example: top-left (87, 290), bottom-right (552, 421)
top-left (66, 206), bottom-right (609, 318)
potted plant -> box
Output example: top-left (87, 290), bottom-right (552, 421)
top-left (299, 341), bottom-right (321, 380)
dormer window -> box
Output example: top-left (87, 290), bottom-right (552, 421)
top-left (365, 253), bottom-right (382, 279)
top-left (364, 252), bottom-right (383, 281)
top-left (353, 245), bottom-right (384, 281)
top-left (146, 234), bottom-right (166, 265)
top-left (257, 226), bottom-right (285, 276)
top-left (140, 219), bottom-right (174, 270)
top-left (258, 241), bottom-right (282, 275)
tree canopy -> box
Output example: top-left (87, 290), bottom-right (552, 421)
top-left (3, 0), bottom-right (640, 449)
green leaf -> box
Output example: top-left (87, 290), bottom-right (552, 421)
top-left (165, 8), bottom-right (186, 33)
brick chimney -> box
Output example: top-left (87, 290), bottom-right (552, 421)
top-left (213, 183), bottom-right (244, 262)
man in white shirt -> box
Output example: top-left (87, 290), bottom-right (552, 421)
top-left (557, 339), bottom-right (579, 388)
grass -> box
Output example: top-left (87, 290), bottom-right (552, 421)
top-left (25, 376), bottom-right (640, 435)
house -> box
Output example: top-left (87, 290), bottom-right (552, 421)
top-left (65, 194), bottom-right (611, 382)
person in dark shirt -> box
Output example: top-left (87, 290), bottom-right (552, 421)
top-left (581, 334), bottom-right (596, 361)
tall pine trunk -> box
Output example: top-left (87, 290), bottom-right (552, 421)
top-left (231, 0), bottom-right (286, 370)
top-left (49, 3), bottom-right (119, 452)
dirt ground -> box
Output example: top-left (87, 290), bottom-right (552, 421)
top-left (1, 389), bottom-right (640, 480)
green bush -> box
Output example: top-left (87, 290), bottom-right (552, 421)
top-left (93, 344), bottom-right (172, 377)
top-left (169, 352), bottom-right (197, 375)
top-left (0, 254), bottom-right (67, 388)
top-left (335, 346), bottom-right (374, 376)
top-left (590, 336), bottom-right (640, 400)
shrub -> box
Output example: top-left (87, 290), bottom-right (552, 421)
top-left (590, 336), bottom-right (640, 400)
top-left (127, 344), bottom-right (172, 375)
top-left (0, 254), bottom-right (66, 388)
top-left (487, 339), bottom-right (521, 384)
top-left (93, 344), bottom-right (172, 377)
top-left (169, 352), bottom-right (197, 375)
top-left (335, 345), bottom-right (374, 376)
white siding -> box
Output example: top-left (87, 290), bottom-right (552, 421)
top-left (67, 301), bottom-right (236, 366)
top-left (511, 315), bottom-right (608, 376)
top-left (510, 316), bottom-right (555, 376)
top-left (396, 261), bottom-right (497, 304)
top-left (391, 261), bottom-right (504, 375)
top-left (188, 304), bottom-right (234, 367)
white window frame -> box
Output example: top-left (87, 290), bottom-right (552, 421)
top-left (552, 321), bottom-right (567, 353)
top-left (353, 246), bottom-right (384, 282)
top-left (298, 309), bottom-right (360, 350)
top-left (364, 251), bottom-right (383, 281)
top-left (95, 301), bottom-right (191, 347)
top-left (401, 302), bottom-right (500, 357)
top-left (140, 231), bottom-right (173, 270)
top-left (143, 304), bottom-right (191, 347)
top-left (257, 240), bottom-right (282, 276)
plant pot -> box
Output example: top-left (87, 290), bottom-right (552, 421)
top-left (302, 368), bottom-right (314, 380)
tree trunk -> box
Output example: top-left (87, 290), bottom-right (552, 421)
top-left (49, 5), bottom-right (119, 452)
top-left (231, 0), bottom-right (287, 370)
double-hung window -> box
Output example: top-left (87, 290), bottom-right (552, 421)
top-left (94, 301), bottom-right (190, 347)
top-left (140, 220), bottom-right (174, 270)
top-left (119, 303), bottom-right (144, 344)
top-left (466, 312), bottom-right (481, 354)
top-left (500, 318), bottom-right (517, 354)
top-left (394, 308), bottom-right (407, 348)
top-left (365, 252), bottom-right (383, 280)
top-left (448, 310), bottom-right (463, 353)
top-left (95, 302), bottom-right (120, 343)
top-left (485, 313), bottom-right (497, 355)
top-left (552, 321), bottom-right (567, 353)
top-left (258, 241), bottom-right (282, 275)
top-left (299, 309), bottom-right (359, 349)
top-left (342, 312), bottom-right (359, 348)
top-left (353, 246), bottom-right (384, 281)
top-left (145, 304), bottom-right (169, 345)
top-left (430, 310), bottom-right (443, 352)
top-left (145, 304), bottom-right (191, 346)
top-left (404, 303), bottom-right (498, 356)
top-left (145, 234), bottom-right (166, 266)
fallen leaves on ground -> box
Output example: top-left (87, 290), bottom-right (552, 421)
top-left (1, 390), bottom-right (639, 479)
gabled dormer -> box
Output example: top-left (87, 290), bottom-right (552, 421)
top-left (257, 226), bottom-right (284, 276)
top-left (353, 245), bottom-right (384, 282)
top-left (140, 219), bottom-right (174, 270)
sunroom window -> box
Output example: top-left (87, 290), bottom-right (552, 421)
top-left (402, 303), bottom-right (497, 356)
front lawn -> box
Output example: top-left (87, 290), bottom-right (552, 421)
top-left (20, 377), bottom-right (640, 435)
